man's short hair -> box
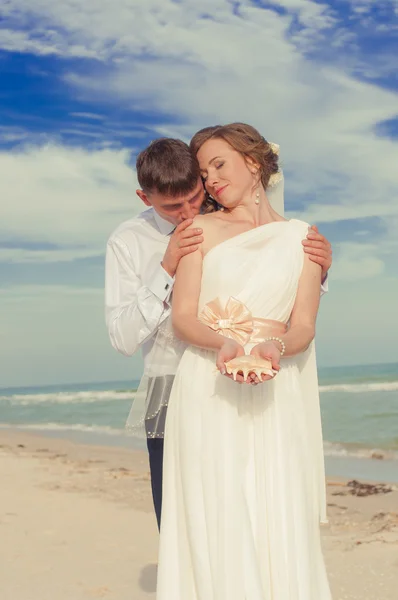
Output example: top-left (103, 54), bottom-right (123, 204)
top-left (136, 138), bottom-right (201, 197)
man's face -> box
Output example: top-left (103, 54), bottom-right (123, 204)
top-left (136, 178), bottom-right (205, 226)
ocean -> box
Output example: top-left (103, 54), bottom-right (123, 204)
top-left (1, 362), bottom-right (398, 480)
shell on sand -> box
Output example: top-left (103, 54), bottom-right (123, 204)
top-left (224, 355), bottom-right (275, 381)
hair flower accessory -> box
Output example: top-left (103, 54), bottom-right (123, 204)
top-left (269, 142), bottom-right (280, 155)
top-left (268, 171), bottom-right (283, 187)
top-left (268, 141), bottom-right (282, 188)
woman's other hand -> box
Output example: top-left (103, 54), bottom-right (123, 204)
top-left (249, 341), bottom-right (281, 382)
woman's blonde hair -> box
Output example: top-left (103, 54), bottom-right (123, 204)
top-left (190, 123), bottom-right (279, 213)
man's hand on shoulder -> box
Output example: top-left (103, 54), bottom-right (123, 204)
top-left (161, 219), bottom-right (204, 278)
top-left (302, 225), bottom-right (332, 283)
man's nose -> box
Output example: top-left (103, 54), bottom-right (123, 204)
top-left (181, 204), bottom-right (195, 220)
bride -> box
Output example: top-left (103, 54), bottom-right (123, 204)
top-left (156, 123), bottom-right (332, 599)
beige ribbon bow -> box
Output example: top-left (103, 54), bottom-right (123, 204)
top-left (199, 297), bottom-right (253, 345)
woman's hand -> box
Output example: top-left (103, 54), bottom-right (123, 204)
top-left (216, 339), bottom-right (245, 383)
top-left (249, 341), bottom-right (281, 383)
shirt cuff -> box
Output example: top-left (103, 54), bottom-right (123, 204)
top-left (320, 273), bottom-right (329, 296)
top-left (147, 263), bottom-right (175, 303)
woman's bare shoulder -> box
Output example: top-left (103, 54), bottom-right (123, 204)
top-left (192, 212), bottom-right (228, 254)
top-left (192, 211), bottom-right (223, 232)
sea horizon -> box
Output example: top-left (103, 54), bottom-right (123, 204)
top-left (2, 359), bottom-right (398, 395)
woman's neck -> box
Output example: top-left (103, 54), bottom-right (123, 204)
top-left (225, 187), bottom-right (283, 226)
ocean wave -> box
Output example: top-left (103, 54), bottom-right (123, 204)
top-left (319, 381), bottom-right (398, 393)
top-left (323, 441), bottom-right (398, 461)
top-left (1, 380), bottom-right (397, 405)
top-left (0, 390), bottom-right (141, 405)
top-left (0, 422), bottom-right (129, 435)
top-left (2, 422), bottom-right (398, 461)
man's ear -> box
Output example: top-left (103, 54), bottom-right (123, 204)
top-left (136, 189), bottom-right (151, 207)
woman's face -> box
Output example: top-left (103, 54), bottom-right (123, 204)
top-left (196, 138), bottom-right (257, 209)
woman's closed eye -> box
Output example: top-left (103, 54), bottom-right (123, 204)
top-left (201, 162), bottom-right (225, 182)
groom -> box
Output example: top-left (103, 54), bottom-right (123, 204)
top-left (105, 137), bottom-right (332, 529)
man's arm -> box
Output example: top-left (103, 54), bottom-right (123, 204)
top-left (105, 237), bottom-right (173, 356)
top-left (105, 220), bottom-right (204, 356)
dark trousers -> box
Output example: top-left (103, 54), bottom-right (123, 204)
top-left (145, 378), bottom-right (173, 530)
top-left (147, 437), bottom-right (164, 530)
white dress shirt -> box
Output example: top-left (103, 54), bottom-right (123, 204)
top-left (105, 207), bottom-right (328, 371)
top-left (105, 208), bottom-right (175, 370)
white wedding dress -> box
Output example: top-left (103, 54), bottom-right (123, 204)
top-left (156, 219), bottom-right (332, 600)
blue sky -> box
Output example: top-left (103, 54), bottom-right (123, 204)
top-left (1, 0), bottom-right (398, 387)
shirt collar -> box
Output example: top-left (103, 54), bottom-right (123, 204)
top-left (153, 209), bottom-right (175, 236)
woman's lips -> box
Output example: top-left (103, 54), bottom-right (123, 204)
top-left (215, 185), bottom-right (228, 196)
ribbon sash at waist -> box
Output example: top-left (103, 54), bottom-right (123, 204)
top-left (199, 297), bottom-right (287, 345)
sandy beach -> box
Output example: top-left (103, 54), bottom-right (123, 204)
top-left (1, 429), bottom-right (397, 600)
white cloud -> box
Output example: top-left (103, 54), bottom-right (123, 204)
top-left (330, 242), bottom-right (385, 280)
top-left (1, 0), bottom-right (398, 273)
top-left (0, 143), bottom-right (142, 261)
top-left (58, 128), bottom-right (105, 138)
top-left (57, 3), bottom-right (398, 273)
top-left (0, 126), bottom-right (30, 143)
top-left (70, 112), bottom-right (105, 120)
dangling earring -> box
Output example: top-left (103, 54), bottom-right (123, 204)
top-left (251, 166), bottom-right (260, 204)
